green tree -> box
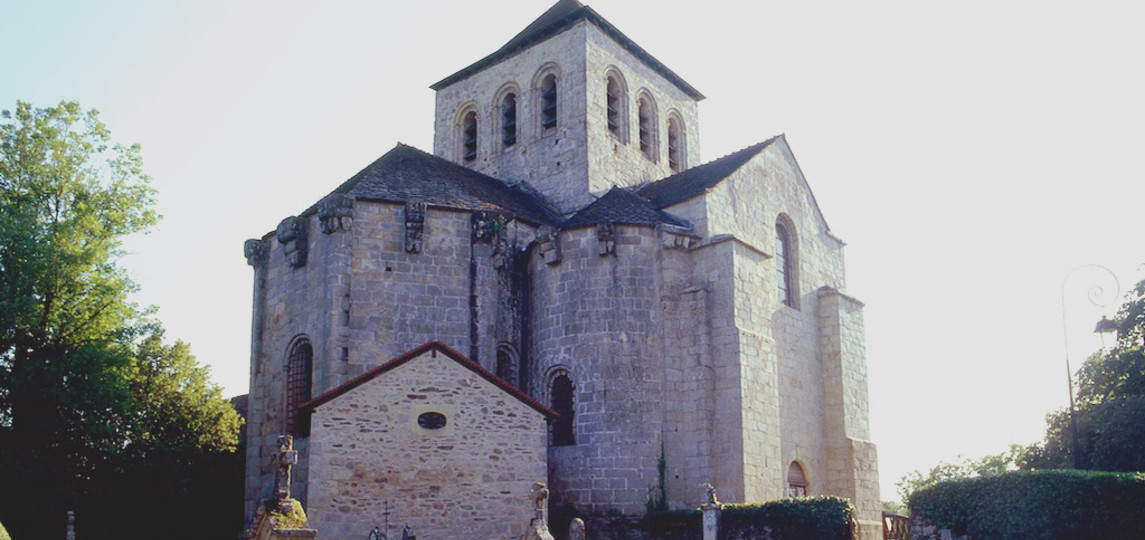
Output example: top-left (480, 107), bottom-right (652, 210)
top-left (0, 100), bottom-right (157, 538)
top-left (895, 446), bottom-right (1023, 506)
top-left (0, 101), bottom-right (242, 539)
top-left (1022, 278), bottom-right (1145, 472)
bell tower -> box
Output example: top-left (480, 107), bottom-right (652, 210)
top-left (430, 0), bottom-right (704, 214)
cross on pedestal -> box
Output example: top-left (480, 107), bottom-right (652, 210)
top-left (274, 435), bottom-right (298, 513)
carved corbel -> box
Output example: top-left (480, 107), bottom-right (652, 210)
top-left (243, 238), bottom-right (269, 267)
top-left (276, 216), bottom-right (309, 267)
top-left (536, 227), bottom-right (561, 265)
top-left (318, 193), bottom-right (354, 234)
top-left (596, 223), bottom-right (616, 256)
top-left (404, 202), bottom-right (426, 253)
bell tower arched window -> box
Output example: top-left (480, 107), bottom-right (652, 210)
top-left (637, 94), bottom-right (658, 162)
top-left (495, 343), bottom-right (519, 387)
top-left (540, 74), bottom-right (558, 131)
top-left (501, 92), bottom-right (517, 147)
top-left (667, 114), bottom-right (685, 172)
top-left (550, 370), bottom-right (575, 446)
top-left (461, 109), bottom-right (478, 162)
top-left (286, 338), bottom-right (313, 437)
top-left (605, 72), bottom-right (628, 141)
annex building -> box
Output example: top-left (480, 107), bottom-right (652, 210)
top-left (242, 1), bottom-right (881, 537)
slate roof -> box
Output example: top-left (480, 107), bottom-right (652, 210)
top-left (562, 186), bottom-right (690, 230)
top-left (307, 143), bottom-right (561, 226)
top-left (430, 0), bottom-right (704, 100)
top-left (636, 136), bottom-right (780, 209)
top-left (300, 341), bottom-right (559, 420)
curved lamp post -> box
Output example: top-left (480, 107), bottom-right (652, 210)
top-left (1060, 264), bottom-right (1120, 469)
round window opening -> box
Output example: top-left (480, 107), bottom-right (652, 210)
top-left (417, 412), bottom-right (447, 430)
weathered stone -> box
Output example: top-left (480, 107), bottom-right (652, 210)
top-left (276, 216), bottom-right (308, 267)
top-left (244, 238), bottom-right (269, 267)
top-left (318, 193), bottom-right (354, 234)
top-left (404, 202), bottom-right (425, 253)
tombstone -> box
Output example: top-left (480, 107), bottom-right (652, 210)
top-left (568, 518), bottom-right (585, 540)
top-left (66, 511), bottom-right (75, 540)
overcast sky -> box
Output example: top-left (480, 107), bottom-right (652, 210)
top-left (3, 0), bottom-right (1143, 501)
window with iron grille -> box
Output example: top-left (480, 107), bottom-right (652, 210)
top-left (540, 74), bottom-right (557, 130)
top-left (286, 338), bottom-right (313, 437)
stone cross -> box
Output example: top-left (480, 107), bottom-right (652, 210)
top-left (274, 435), bottom-right (298, 511)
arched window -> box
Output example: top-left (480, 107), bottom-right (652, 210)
top-left (776, 217), bottom-right (798, 308)
top-left (286, 338), bottom-right (313, 437)
top-left (496, 343), bottom-right (519, 387)
top-left (461, 109), bottom-right (478, 162)
top-left (637, 95), bottom-right (657, 161)
top-left (787, 461), bottom-right (808, 497)
top-left (667, 114), bottom-right (685, 172)
top-left (540, 74), bottom-right (558, 130)
top-left (550, 370), bottom-right (575, 446)
top-left (605, 73), bottom-right (628, 140)
top-left (501, 92), bottom-right (517, 147)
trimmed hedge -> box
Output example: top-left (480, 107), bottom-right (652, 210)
top-left (721, 497), bottom-right (855, 540)
top-left (909, 470), bottom-right (1145, 539)
top-left (646, 496), bottom-right (855, 540)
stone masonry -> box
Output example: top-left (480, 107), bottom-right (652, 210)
top-left (244, 1), bottom-right (882, 538)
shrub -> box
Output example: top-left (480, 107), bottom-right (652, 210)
top-left (909, 470), bottom-right (1145, 539)
top-left (645, 497), bottom-right (855, 540)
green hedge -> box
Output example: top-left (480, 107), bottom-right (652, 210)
top-left (646, 496), bottom-right (855, 540)
top-left (909, 470), bottom-right (1145, 539)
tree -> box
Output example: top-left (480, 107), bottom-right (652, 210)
top-left (1022, 278), bottom-right (1145, 472)
top-left (895, 446), bottom-right (1023, 506)
top-left (0, 101), bottom-right (242, 539)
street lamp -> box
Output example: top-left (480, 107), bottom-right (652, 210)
top-left (1060, 264), bottom-right (1120, 469)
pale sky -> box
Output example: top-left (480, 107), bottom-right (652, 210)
top-left (3, 0), bottom-right (1143, 502)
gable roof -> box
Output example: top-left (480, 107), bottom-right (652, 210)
top-left (430, 0), bottom-right (704, 100)
top-left (562, 186), bottom-right (689, 230)
top-left (635, 136), bottom-right (780, 209)
top-left (300, 341), bottom-right (559, 420)
top-left (305, 144), bottom-right (561, 226)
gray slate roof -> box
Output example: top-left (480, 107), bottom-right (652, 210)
top-left (311, 144), bottom-right (561, 226)
top-left (430, 0), bottom-right (704, 100)
top-left (562, 186), bottom-right (689, 230)
top-left (636, 136), bottom-right (779, 209)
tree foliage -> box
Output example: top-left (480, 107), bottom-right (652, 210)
top-left (1022, 277), bottom-right (1145, 472)
top-left (0, 101), bottom-right (242, 540)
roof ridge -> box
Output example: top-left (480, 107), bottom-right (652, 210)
top-left (634, 135), bottom-right (782, 209)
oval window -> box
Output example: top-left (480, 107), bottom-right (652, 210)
top-left (417, 412), bottom-right (447, 430)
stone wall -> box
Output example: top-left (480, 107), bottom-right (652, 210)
top-left (305, 347), bottom-right (549, 539)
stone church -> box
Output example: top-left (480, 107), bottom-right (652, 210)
top-left (242, 0), bottom-right (881, 537)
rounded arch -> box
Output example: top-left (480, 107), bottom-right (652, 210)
top-left (786, 460), bottom-right (810, 497)
top-left (493, 83), bottom-right (521, 149)
top-left (666, 109), bottom-right (686, 172)
top-left (775, 213), bottom-right (800, 309)
top-left (544, 365), bottom-right (576, 446)
top-left (454, 101), bottom-right (479, 163)
top-left (604, 66), bottom-right (629, 142)
top-left (532, 63), bottom-right (562, 133)
top-left (495, 342), bottom-right (520, 386)
top-left (635, 89), bottom-right (659, 162)
top-left (285, 335), bottom-right (314, 437)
